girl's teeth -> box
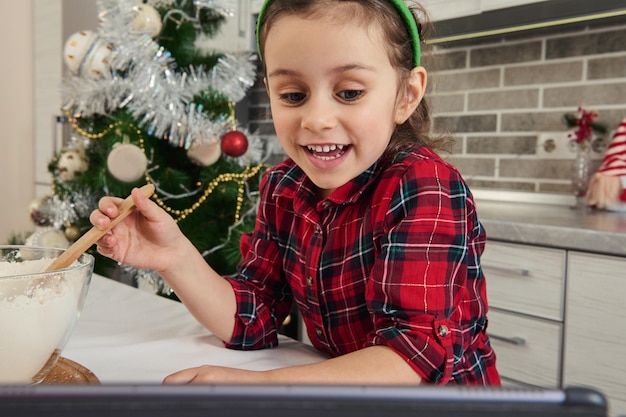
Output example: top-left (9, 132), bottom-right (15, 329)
top-left (306, 144), bottom-right (347, 161)
top-left (307, 144), bottom-right (344, 153)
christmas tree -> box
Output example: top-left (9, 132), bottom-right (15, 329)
top-left (23, 0), bottom-right (265, 296)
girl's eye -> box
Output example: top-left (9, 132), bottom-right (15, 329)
top-left (337, 90), bottom-right (363, 101)
top-left (279, 92), bottom-right (306, 104)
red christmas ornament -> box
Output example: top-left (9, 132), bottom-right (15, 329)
top-left (220, 130), bottom-right (248, 157)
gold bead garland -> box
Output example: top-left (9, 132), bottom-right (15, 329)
top-left (70, 117), bottom-right (124, 140)
top-left (149, 164), bottom-right (265, 223)
top-left (68, 115), bottom-right (264, 224)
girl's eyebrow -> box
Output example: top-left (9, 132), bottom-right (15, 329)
top-left (267, 68), bottom-right (301, 79)
top-left (267, 64), bottom-right (376, 79)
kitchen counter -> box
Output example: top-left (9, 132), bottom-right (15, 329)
top-left (475, 198), bottom-right (626, 256)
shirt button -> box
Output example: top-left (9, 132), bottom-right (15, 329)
top-left (438, 325), bottom-right (449, 337)
top-left (315, 328), bottom-right (323, 338)
top-left (306, 276), bottom-right (314, 286)
top-left (322, 201), bottom-right (332, 209)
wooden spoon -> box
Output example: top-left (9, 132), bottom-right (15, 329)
top-left (44, 184), bottom-right (155, 272)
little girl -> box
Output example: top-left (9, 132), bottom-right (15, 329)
top-left (90, 0), bottom-right (500, 385)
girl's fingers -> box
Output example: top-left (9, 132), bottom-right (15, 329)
top-left (162, 367), bottom-right (200, 384)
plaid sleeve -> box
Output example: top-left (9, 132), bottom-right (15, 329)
top-left (224, 173), bottom-right (293, 350)
top-left (365, 156), bottom-right (488, 384)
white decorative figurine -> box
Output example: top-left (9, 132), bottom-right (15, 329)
top-left (57, 147), bottom-right (90, 182)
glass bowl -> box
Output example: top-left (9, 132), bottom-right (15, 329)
top-left (0, 245), bottom-right (94, 384)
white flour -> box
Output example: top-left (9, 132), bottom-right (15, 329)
top-left (0, 258), bottom-right (82, 383)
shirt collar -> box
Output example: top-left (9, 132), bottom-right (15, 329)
top-left (272, 158), bottom-right (384, 208)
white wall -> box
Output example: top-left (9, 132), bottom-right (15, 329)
top-left (33, 0), bottom-right (63, 206)
top-left (0, 0), bottom-right (99, 243)
top-left (33, 0), bottom-right (97, 197)
top-left (0, 0), bottom-right (35, 242)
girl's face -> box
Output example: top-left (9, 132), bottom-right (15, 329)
top-left (263, 10), bottom-right (425, 199)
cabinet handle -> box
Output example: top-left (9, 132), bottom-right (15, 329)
top-left (483, 263), bottom-right (530, 277)
top-left (489, 333), bottom-right (526, 346)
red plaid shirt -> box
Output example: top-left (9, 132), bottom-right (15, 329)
top-left (225, 145), bottom-right (500, 385)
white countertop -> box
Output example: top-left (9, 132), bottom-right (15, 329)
top-left (64, 275), bottom-right (327, 383)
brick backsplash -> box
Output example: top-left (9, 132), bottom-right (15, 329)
top-left (248, 21), bottom-right (626, 197)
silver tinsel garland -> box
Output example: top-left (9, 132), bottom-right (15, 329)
top-left (62, 0), bottom-right (260, 159)
top-left (49, 190), bottom-right (100, 230)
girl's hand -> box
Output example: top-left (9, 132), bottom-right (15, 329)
top-left (162, 346), bottom-right (422, 386)
top-left (163, 365), bottom-right (267, 384)
top-left (92, 187), bottom-right (239, 342)
top-left (89, 186), bottom-right (186, 274)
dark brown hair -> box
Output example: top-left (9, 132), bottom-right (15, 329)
top-left (257, 0), bottom-right (452, 154)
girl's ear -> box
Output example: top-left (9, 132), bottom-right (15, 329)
top-left (394, 66), bottom-right (427, 124)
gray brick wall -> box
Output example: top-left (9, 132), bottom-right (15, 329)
top-left (248, 21), bottom-right (626, 196)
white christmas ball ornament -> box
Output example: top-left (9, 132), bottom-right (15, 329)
top-left (132, 4), bottom-right (163, 38)
top-left (25, 227), bottom-right (70, 249)
top-left (63, 30), bottom-right (112, 78)
top-left (107, 143), bottom-right (148, 183)
top-left (187, 141), bottom-right (221, 166)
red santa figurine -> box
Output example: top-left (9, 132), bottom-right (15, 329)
top-left (587, 118), bottom-right (626, 211)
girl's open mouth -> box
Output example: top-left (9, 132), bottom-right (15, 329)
top-left (305, 144), bottom-right (350, 161)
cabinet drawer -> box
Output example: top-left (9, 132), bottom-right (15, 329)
top-left (488, 309), bottom-right (561, 388)
top-left (482, 241), bottom-right (565, 320)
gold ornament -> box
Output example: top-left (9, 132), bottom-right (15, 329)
top-left (64, 225), bottom-right (82, 241)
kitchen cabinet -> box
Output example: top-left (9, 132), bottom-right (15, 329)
top-left (483, 241), bottom-right (626, 416)
top-left (481, 241), bottom-right (565, 387)
top-left (564, 252), bottom-right (626, 417)
top-left (487, 308), bottom-right (562, 387)
top-left (482, 242), bottom-right (565, 321)
top-left (419, 0), bottom-right (548, 21)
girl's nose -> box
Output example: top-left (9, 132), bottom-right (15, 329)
top-left (300, 95), bottom-right (337, 132)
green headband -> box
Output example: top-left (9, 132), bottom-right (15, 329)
top-left (256, 0), bottom-right (421, 68)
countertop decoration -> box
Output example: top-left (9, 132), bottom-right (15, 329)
top-left (562, 107), bottom-right (607, 200)
top-left (587, 118), bottom-right (626, 212)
